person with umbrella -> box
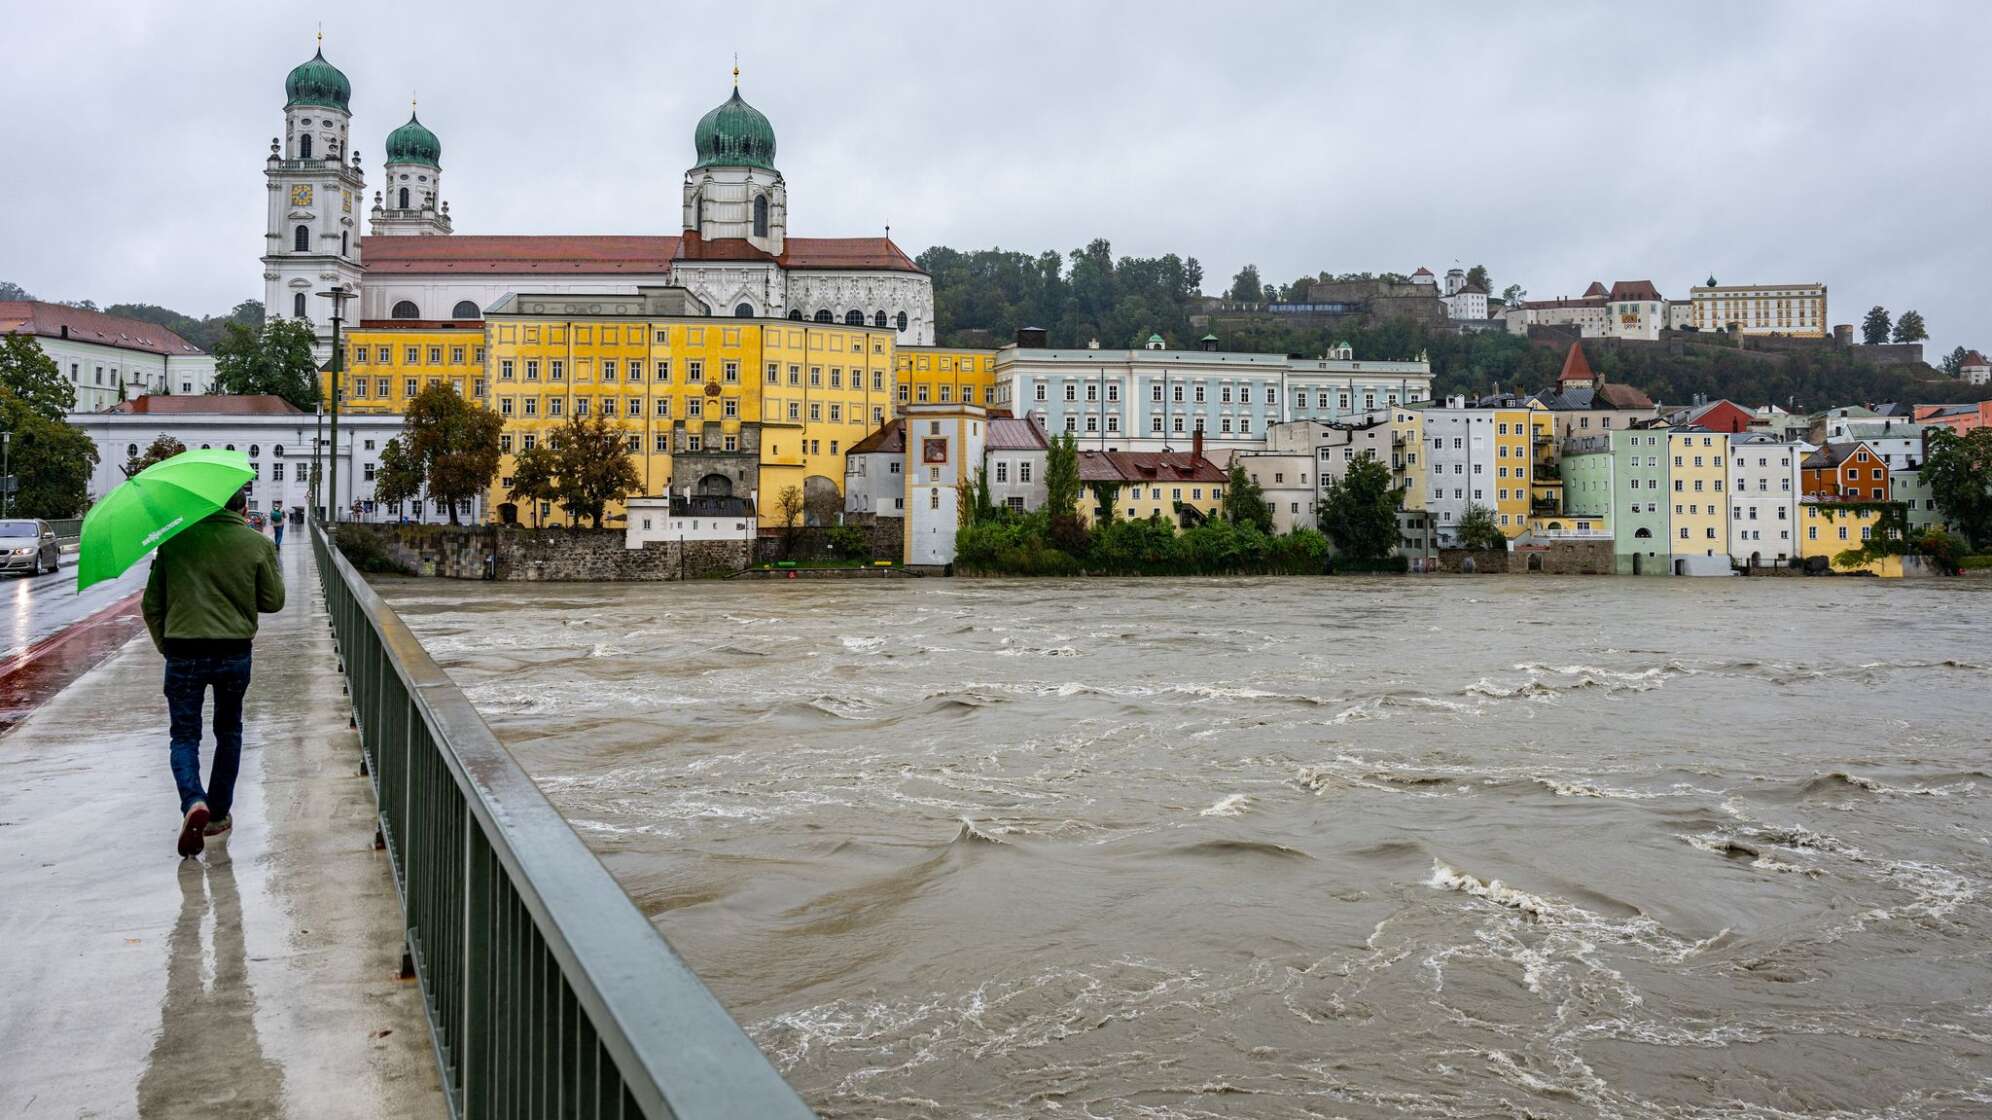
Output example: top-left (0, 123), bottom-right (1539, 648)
top-left (78, 450), bottom-right (284, 857)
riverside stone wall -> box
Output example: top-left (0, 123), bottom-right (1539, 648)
top-left (1431, 540), bottom-right (1615, 575)
top-left (349, 524), bottom-right (749, 581)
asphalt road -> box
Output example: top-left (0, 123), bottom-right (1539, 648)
top-left (0, 549), bottom-right (153, 661)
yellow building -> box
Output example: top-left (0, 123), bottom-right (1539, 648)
top-left (1668, 430), bottom-right (1729, 560)
top-left (1799, 501), bottom-right (1899, 574)
top-left (894, 347), bottom-right (999, 415)
top-left (1688, 282), bottom-right (1827, 338)
top-left (1076, 448), bottom-right (1227, 527)
top-left (476, 290), bottom-right (895, 525)
top-left (332, 322), bottom-right (488, 414)
top-left (1491, 407), bottom-right (1540, 537)
top-left (1390, 406), bottom-right (1431, 553)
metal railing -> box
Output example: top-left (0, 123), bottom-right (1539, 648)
top-left (310, 523), bottom-right (813, 1119)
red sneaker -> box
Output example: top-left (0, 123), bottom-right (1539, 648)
top-left (177, 802), bottom-right (210, 858)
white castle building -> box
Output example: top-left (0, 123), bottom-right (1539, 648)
top-left (261, 47), bottom-right (934, 347)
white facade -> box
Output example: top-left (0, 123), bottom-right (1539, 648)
top-left (992, 344), bottom-right (1431, 458)
top-left (1727, 433), bottom-right (1802, 566)
top-left (262, 107), bottom-right (366, 346)
top-left (1421, 402), bottom-right (1497, 546)
top-left (1962, 353), bottom-right (1990, 386)
top-left (900, 405), bottom-right (987, 567)
top-left (1440, 270), bottom-right (1488, 320)
top-left (67, 406), bottom-right (476, 524)
top-left (29, 335), bottom-right (213, 412)
top-left (1688, 283), bottom-right (1827, 337)
top-left (1228, 449), bottom-right (1317, 533)
top-left (623, 496), bottom-right (756, 546)
top-left (1822, 421), bottom-right (1929, 471)
top-left (844, 447), bottom-right (904, 516)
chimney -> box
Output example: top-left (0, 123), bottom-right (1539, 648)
top-left (1015, 326), bottom-right (1047, 348)
top-left (1192, 427), bottom-right (1204, 462)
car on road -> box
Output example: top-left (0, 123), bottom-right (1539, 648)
top-left (0, 519), bottom-right (60, 576)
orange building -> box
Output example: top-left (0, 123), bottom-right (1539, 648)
top-left (1800, 441), bottom-right (1888, 501)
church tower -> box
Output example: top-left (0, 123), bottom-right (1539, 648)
top-left (371, 102), bottom-right (453, 236)
top-left (681, 72), bottom-right (787, 256)
top-left (262, 38), bottom-right (366, 345)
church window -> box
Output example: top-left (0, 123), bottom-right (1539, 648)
top-left (293, 293), bottom-right (307, 318)
top-left (845, 310), bottom-right (863, 326)
top-left (752, 195), bottom-right (769, 238)
top-left (814, 310), bottom-right (832, 323)
top-left (299, 134), bottom-right (313, 159)
top-left (896, 312), bottom-right (908, 332)
top-left (398, 187), bottom-right (410, 209)
top-left (340, 231), bottom-right (349, 256)
top-left (788, 310), bottom-right (803, 321)
top-left (874, 311), bottom-right (887, 328)
top-left (734, 303), bottom-right (753, 318)
top-left (452, 300), bottom-right (479, 319)
top-left (294, 225), bottom-right (310, 252)
top-left (391, 300), bottom-right (419, 319)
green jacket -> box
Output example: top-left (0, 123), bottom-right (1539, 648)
top-left (142, 511), bottom-right (285, 651)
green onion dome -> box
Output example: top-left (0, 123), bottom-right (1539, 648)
top-left (284, 48), bottom-right (351, 111)
top-left (693, 88), bottom-right (776, 170)
top-left (384, 112), bottom-right (441, 168)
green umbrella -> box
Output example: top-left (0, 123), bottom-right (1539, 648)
top-left (75, 449), bottom-right (255, 592)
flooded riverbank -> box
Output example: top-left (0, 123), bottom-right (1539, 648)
top-left (382, 575), bottom-right (1992, 1119)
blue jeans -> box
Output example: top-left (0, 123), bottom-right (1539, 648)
top-left (165, 653), bottom-right (253, 819)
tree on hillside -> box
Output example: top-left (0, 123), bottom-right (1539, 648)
top-left (1500, 283), bottom-right (1525, 306)
top-left (1861, 306), bottom-right (1892, 346)
top-left (0, 387), bottom-right (96, 518)
top-left (1228, 264), bottom-right (1264, 303)
top-left (1942, 345), bottom-right (1970, 377)
top-left (548, 414), bottom-right (638, 530)
top-left (0, 332), bottom-right (76, 420)
top-left (120, 434), bottom-right (186, 478)
top-left (401, 383), bottom-right (504, 525)
top-left (1891, 309), bottom-right (1928, 343)
top-left (505, 443), bottom-right (558, 527)
top-left (213, 318), bottom-right (318, 410)
top-left (1317, 456), bottom-right (1401, 560)
top-left (1456, 503), bottom-right (1505, 551)
top-left (1185, 257), bottom-right (1204, 296)
top-left (0, 281), bottom-right (31, 301)
top-left (1222, 463), bottom-right (1272, 531)
top-left (1466, 264), bottom-right (1490, 292)
top-left (371, 436), bottom-right (424, 513)
top-left (1921, 427), bottom-right (1992, 550)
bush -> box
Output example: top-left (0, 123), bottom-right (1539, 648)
top-left (1960, 554), bottom-right (1992, 570)
top-left (333, 525), bottom-right (413, 575)
top-left (825, 524), bottom-right (869, 561)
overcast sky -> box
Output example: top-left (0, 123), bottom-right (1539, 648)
top-left (4, 1), bottom-right (1987, 356)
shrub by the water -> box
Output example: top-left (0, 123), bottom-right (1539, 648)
top-left (333, 525), bottom-right (413, 575)
top-left (956, 508), bottom-right (1334, 576)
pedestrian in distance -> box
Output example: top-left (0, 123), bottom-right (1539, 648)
top-left (141, 484), bottom-right (285, 858)
top-left (271, 515), bottom-right (285, 548)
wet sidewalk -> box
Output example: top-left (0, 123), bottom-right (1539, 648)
top-left (0, 541), bottom-right (446, 1118)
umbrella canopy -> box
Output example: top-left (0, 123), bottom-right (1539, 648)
top-left (75, 449), bottom-right (255, 592)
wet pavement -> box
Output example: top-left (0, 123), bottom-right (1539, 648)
top-left (0, 545), bottom-right (149, 660)
top-left (0, 540), bottom-right (446, 1118)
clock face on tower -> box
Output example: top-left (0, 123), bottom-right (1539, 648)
top-left (290, 184), bottom-right (313, 207)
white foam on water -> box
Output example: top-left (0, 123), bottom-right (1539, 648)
top-left (1199, 793), bottom-right (1253, 817)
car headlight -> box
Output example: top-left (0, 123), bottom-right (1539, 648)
top-left (12, 547), bottom-right (29, 556)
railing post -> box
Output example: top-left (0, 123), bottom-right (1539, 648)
top-left (463, 831), bottom-right (493, 1118)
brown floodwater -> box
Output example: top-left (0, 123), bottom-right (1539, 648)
top-left (381, 574), bottom-right (1992, 1119)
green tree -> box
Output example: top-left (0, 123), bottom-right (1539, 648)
top-left (212, 318), bottom-right (319, 411)
top-left (1456, 502), bottom-right (1505, 551)
top-left (1184, 257), bottom-right (1204, 296)
top-left (1317, 455), bottom-right (1401, 560)
top-left (371, 436), bottom-right (424, 511)
top-left (1044, 431), bottom-right (1080, 520)
top-left (775, 485), bottom-right (805, 556)
top-left (120, 433), bottom-right (186, 478)
top-left (1228, 264), bottom-right (1263, 303)
top-left (401, 382), bottom-right (504, 525)
top-left (0, 281), bottom-right (32, 301)
top-left (1921, 427), bottom-right (1992, 550)
top-left (505, 443), bottom-right (558, 527)
top-left (1891, 309), bottom-right (1928, 343)
top-left (0, 388), bottom-right (97, 517)
top-left (549, 414), bottom-right (638, 530)
top-left (974, 465), bottom-right (993, 522)
top-left (1466, 264), bottom-right (1490, 292)
top-left (0, 333), bottom-right (76, 421)
top-left (1221, 463), bottom-right (1272, 531)
top-left (1860, 306), bottom-right (1892, 346)
top-left (1942, 345), bottom-right (1969, 377)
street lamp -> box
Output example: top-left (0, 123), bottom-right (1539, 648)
top-left (1, 431), bottom-right (10, 518)
top-left (316, 284), bottom-right (356, 523)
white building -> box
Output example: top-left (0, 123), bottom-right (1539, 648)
top-left (624, 495), bottom-right (756, 547)
top-left (261, 48), bottom-right (935, 351)
top-left (1420, 398), bottom-right (1498, 547)
top-left (1822, 418), bottom-right (1929, 472)
top-left (991, 335), bottom-right (1431, 458)
top-left (1242, 416), bottom-right (1395, 533)
top-left (67, 395), bottom-right (475, 524)
top-left (899, 403), bottom-right (987, 567)
top-left (1688, 281), bottom-right (1827, 337)
top-left (984, 416), bottom-right (1049, 514)
top-left (1441, 268), bottom-right (1488, 321)
top-left (1727, 432), bottom-right (1803, 567)
top-left (843, 418), bottom-right (905, 517)
top-left (1504, 280), bottom-right (1669, 341)
top-left (1, 301), bottom-right (215, 412)
top-left (1956, 350), bottom-right (1988, 386)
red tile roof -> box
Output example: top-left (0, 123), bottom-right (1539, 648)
top-left (0, 300), bottom-right (203, 356)
top-left (360, 235), bottom-right (680, 275)
top-left (846, 418), bottom-right (905, 456)
top-left (1608, 280), bottom-right (1663, 302)
top-left (359, 233), bottom-right (925, 276)
top-left (1962, 350), bottom-right (1988, 366)
top-left (1521, 296), bottom-right (1606, 311)
top-left (111, 394), bottom-right (304, 415)
top-left (1558, 342), bottom-right (1595, 384)
top-left (1078, 449), bottom-right (1226, 484)
top-left (1582, 281), bottom-right (1608, 298)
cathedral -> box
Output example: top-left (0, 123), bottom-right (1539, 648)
top-left (260, 43), bottom-right (935, 345)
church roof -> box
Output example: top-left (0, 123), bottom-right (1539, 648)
top-left (360, 233), bottom-right (924, 276)
top-left (1558, 342), bottom-right (1594, 383)
top-left (285, 48), bottom-right (351, 111)
top-left (693, 87), bottom-right (777, 171)
top-left (0, 300), bottom-right (204, 356)
top-left (385, 111), bottom-right (441, 168)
